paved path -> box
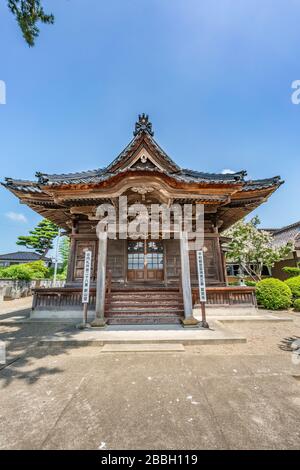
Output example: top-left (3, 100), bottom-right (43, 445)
top-left (0, 297), bottom-right (32, 322)
top-left (0, 301), bottom-right (300, 449)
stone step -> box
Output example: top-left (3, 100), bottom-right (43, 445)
top-left (107, 315), bottom-right (182, 325)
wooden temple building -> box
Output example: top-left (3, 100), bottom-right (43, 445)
top-left (3, 115), bottom-right (283, 326)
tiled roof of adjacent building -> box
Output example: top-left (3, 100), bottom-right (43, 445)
top-left (265, 221), bottom-right (300, 250)
top-left (0, 251), bottom-right (51, 261)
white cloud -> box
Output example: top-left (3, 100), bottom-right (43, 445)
top-left (221, 168), bottom-right (236, 174)
top-left (5, 212), bottom-right (28, 223)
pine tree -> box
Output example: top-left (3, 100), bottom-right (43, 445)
top-left (7, 0), bottom-right (54, 47)
top-left (16, 219), bottom-right (59, 256)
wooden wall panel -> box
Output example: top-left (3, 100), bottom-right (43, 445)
top-left (107, 239), bottom-right (126, 283)
top-left (189, 237), bottom-right (225, 286)
top-left (203, 238), bottom-right (224, 285)
top-left (165, 239), bottom-right (181, 284)
top-left (73, 240), bottom-right (97, 282)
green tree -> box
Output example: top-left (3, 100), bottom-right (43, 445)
top-left (16, 219), bottom-right (59, 256)
top-left (224, 216), bottom-right (293, 282)
top-left (7, 0), bottom-right (54, 46)
top-left (59, 236), bottom-right (70, 270)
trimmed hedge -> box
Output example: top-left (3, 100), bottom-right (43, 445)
top-left (294, 299), bottom-right (300, 312)
top-left (256, 278), bottom-right (292, 310)
top-left (285, 276), bottom-right (300, 299)
top-left (282, 267), bottom-right (300, 278)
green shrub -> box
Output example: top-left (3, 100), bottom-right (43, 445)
top-left (26, 260), bottom-right (49, 279)
top-left (282, 267), bottom-right (300, 278)
top-left (0, 264), bottom-right (32, 280)
top-left (57, 265), bottom-right (67, 280)
top-left (285, 276), bottom-right (300, 299)
top-left (245, 280), bottom-right (257, 287)
top-left (47, 264), bottom-right (67, 281)
top-left (293, 299), bottom-right (300, 312)
top-left (0, 261), bottom-right (49, 281)
top-left (256, 278), bottom-right (292, 310)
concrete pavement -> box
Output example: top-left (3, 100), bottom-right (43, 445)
top-left (0, 299), bottom-right (300, 449)
top-left (0, 346), bottom-right (299, 449)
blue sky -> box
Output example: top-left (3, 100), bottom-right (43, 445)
top-left (0, 0), bottom-right (300, 255)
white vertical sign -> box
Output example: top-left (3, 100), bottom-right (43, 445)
top-left (196, 250), bottom-right (207, 302)
top-left (0, 341), bottom-right (6, 365)
top-left (82, 250), bottom-right (92, 304)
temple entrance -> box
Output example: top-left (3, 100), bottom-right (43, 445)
top-left (127, 240), bottom-right (164, 282)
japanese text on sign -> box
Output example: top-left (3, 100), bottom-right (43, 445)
top-left (196, 250), bottom-right (207, 302)
top-left (82, 250), bottom-right (92, 304)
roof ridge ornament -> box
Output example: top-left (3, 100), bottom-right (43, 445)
top-left (35, 172), bottom-right (49, 184)
top-left (133, 113), bottom-right (154, 137)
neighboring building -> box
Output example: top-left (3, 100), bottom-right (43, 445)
top-left (2, 115), bottom-right (282, 325)
top-left (268, 221), bottom-right (300, 280)
top-left (226, 263), bottom-right (271, 284)
top-left (0, 251), bottom-right (52, 268)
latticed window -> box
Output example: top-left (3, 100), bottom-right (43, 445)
top-left (146, 253), bottom-right (163, 270)
top-left (128, 253), bottom-right (145, 270)
top-left (127, 240), bottom-right (164, 270)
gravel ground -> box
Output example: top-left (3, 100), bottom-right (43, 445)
top-left (189, 311), bottom-right (300, 356)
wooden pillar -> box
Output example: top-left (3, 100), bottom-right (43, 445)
top-left (65, 235), bottom-right (76, 285)
top-left (65, 217), bottom-right (78, 287)
top-left (180, 232), bottom-right (199, 327)
top-left (91, 232), bottom-right (107, 327)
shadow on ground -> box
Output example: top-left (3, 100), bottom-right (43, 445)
top-left (0, 321), bottom-right (74, 387)
top-left (279, 335), bottom-right (300, 352)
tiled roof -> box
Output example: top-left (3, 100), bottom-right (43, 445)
top-left (3, 178), bottom-right (43, 193)
top-left (1, 115), bottom-right (283, 194)
top-left (179, 169), bottom-right (246, 182)
top-left (105, 130), bottom-right (181, 173)
top-left (35, 169), bottom-right (110, 185)
top-left (2, 169), bottom-right (282, 192)
top-left (270, 221), bottom-right (300, 249)
top-left (0, 251), bottom-right (50, 261)
top-left (243, 177), bottom-right (283, 191)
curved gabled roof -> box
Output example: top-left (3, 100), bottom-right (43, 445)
top-left (3, 115), bottom-right (282, 190)
top-left (1, 114), bottom-right (284, 230)
top-left (3, 169), bottom-right (282, 192)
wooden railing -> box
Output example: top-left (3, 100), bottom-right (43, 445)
top-left (33, 271), bottom-right (114, 312)
top-left (33, 283), bottom-right (256, 312)
top-left (192, 286), bottom-right (256, 307)
top-left (32, 287), bottom-right (97, 311)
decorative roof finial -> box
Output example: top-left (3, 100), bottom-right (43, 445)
top-left (134, 113), bottom-right (154, 136)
